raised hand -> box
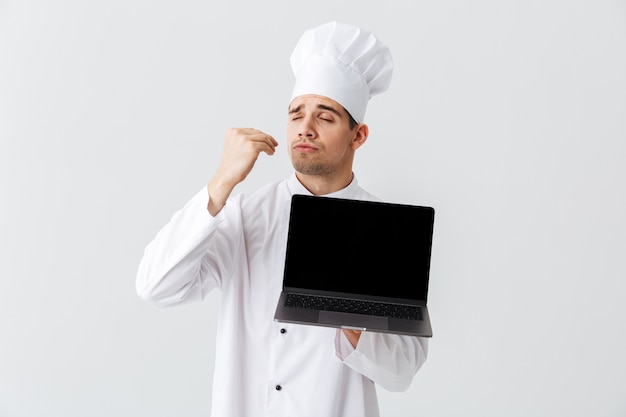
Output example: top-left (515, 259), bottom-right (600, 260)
top-left (207, 128), bottom-right (278, 215)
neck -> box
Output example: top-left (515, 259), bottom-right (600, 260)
top-left (295, 171), bottom-right (354, 196)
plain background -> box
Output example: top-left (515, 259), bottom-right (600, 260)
top-left (1, 0), bottom-right (625, 416)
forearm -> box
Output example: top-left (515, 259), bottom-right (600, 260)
top-left (207, 175), bottom-right (238, 217)
top-left (136, 188), bottom-right (226, 307)
top-left (336, 331), bottom-right (428, 392)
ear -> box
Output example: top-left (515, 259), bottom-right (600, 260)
top-left (351, 124), bottom-right (369, 150)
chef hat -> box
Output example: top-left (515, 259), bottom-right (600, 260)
top-left (289, 21), bottom-right (393, 124)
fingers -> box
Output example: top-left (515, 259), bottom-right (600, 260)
top-left (227, 128), bottom-right (278, 155)
top-left (342, 329), bottom-right (362, 348)
top-left (216, 128), bottom-right (279, 187)
top-left (208, 128), bottom-right (279, 214)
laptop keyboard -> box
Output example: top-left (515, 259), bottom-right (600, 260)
top-left (285, 293), bottom-right (422, 320)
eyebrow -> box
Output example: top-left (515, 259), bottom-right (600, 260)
top-left (288, 103), bottom-right (343, 117)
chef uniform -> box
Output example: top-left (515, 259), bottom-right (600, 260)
top-left (136, 21), bottom-right (428, 417)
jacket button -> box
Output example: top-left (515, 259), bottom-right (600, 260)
top-left (280, 328), bottom-right (287, 334)
top-left (275, 384), bottom-right (282, 391)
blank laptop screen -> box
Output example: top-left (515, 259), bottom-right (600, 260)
top-left (283, 195), bottom-right (434, 302)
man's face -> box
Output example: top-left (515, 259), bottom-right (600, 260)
top-left (287, 95), bottom-right (360, 177)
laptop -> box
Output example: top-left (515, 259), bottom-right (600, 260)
top-left (273, 194), bottom-right (435, 337)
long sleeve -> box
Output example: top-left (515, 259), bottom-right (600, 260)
top-left (135, 188), bottom-right (242, 307)
top-left (335, 330), bottom-right (428, 392)
top-left (135, 176), bottom-right (429, 417)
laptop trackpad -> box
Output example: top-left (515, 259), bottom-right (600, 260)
top-left (318, 311), bottom-right (389, 330)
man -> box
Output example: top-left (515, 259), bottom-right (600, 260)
top-left (136, 21), bottom-right (428, 417)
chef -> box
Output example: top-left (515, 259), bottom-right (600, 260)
top-left (136, 20), bottom-right (428, 417)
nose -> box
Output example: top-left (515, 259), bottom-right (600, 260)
top-left (298, 117), bottom-right (316, 139)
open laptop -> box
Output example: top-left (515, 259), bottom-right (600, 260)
top-left (274, 194), bottom-right (435, 337)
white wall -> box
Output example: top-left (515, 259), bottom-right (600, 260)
top-left (1, 1), bottom-right (625, 416)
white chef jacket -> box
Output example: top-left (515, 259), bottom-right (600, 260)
top-left (136, 173), bottom-right (428, 417)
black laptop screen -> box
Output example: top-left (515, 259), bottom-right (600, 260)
top-left (282, 195), bottom-right (434, 302)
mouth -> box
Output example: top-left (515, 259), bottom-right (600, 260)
top-left (293, 142), bottom-right (319, 153)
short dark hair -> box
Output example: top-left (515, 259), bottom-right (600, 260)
top-left (343, 107), bottom-right (359, 130)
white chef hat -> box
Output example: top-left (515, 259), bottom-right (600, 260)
top-left (289, 21), bottom-right (393, 124)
